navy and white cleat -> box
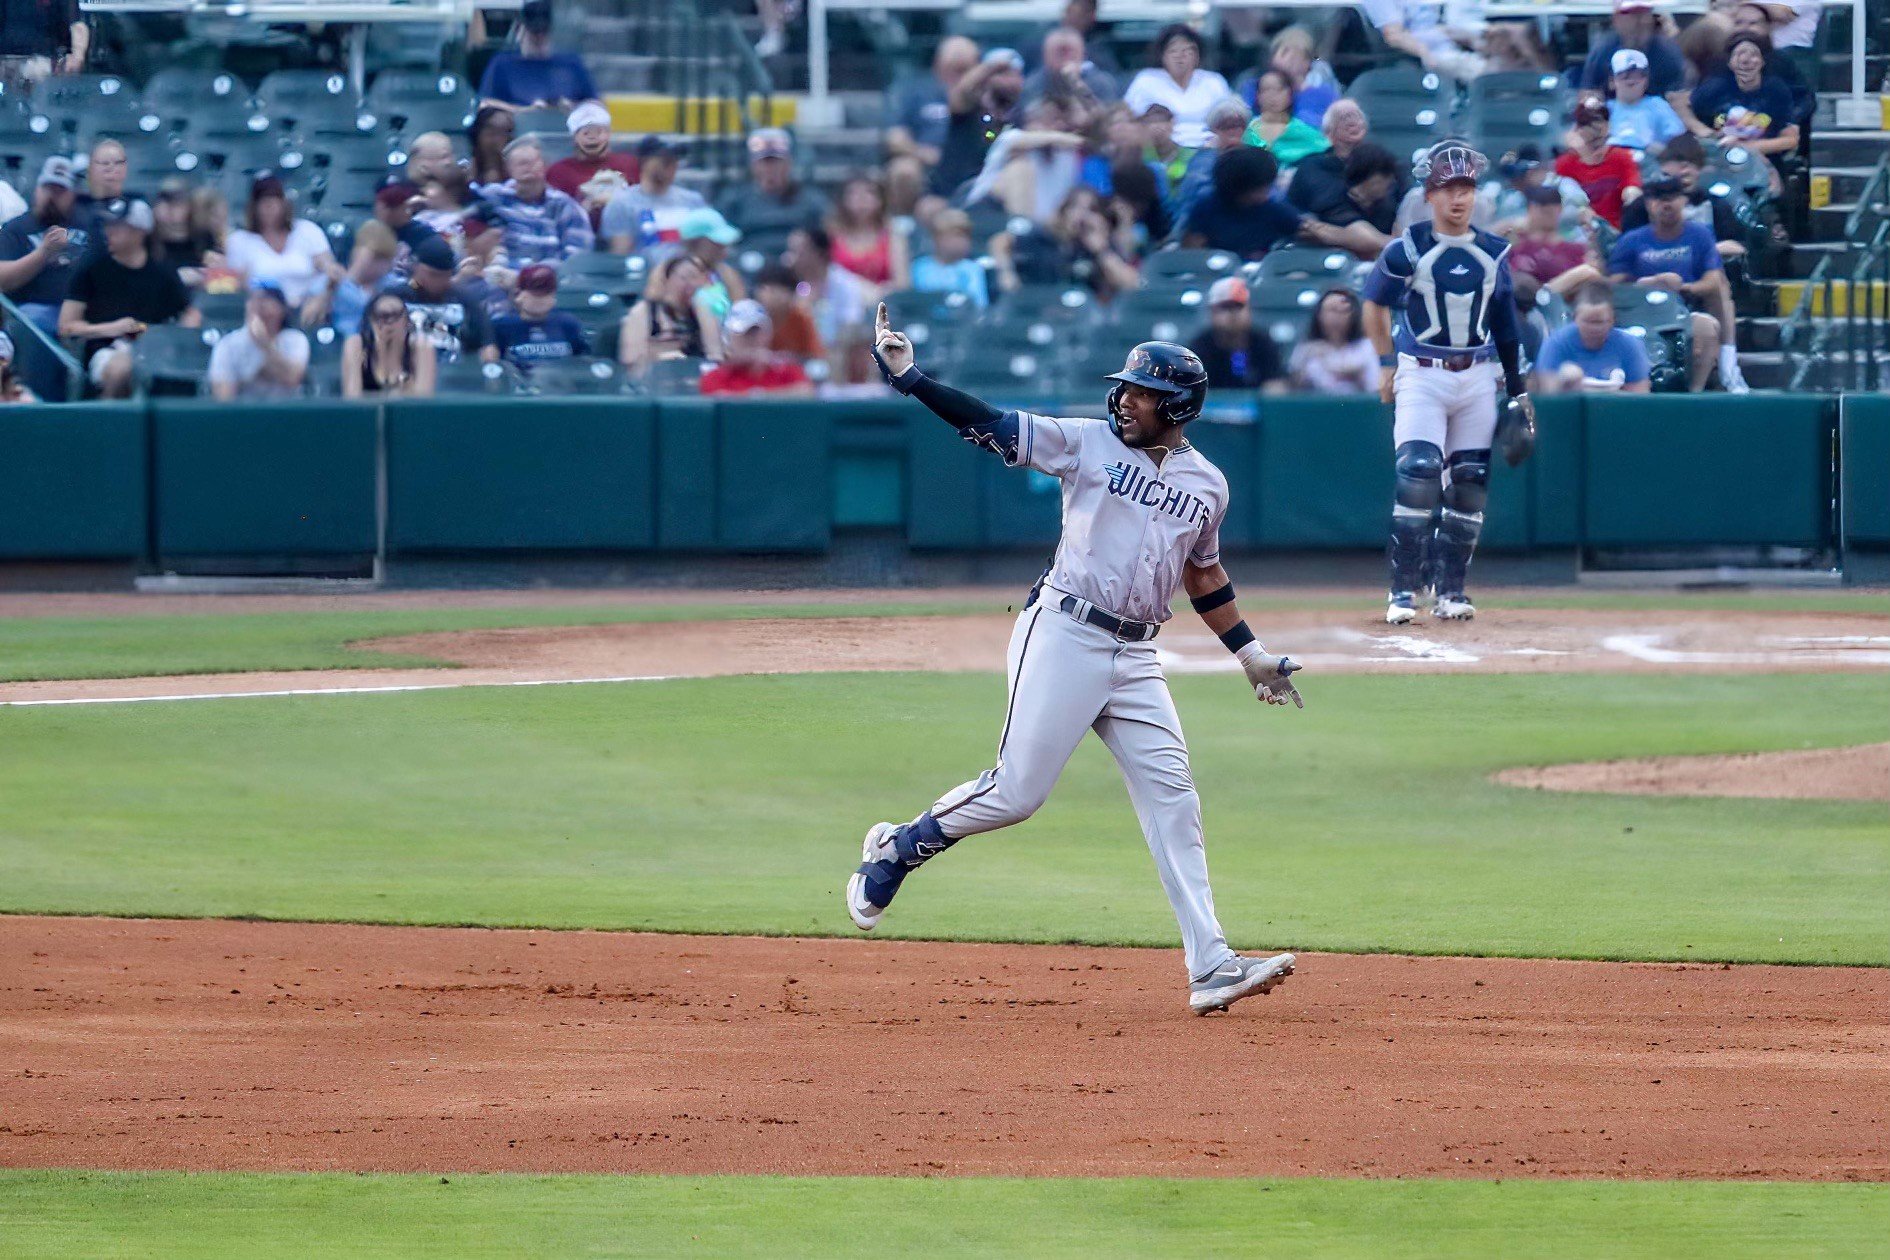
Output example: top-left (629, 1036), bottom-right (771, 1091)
top-left (1386, 593), bottom-right (1419, 625)
top-left (1189, 953), bottom-right (1296, 1015)
top-left (846, 821), bottom-right (905, 931)
top-left (1433, 593), bottom-right (1476, 620)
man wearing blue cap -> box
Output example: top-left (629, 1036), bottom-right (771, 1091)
top-left (209, 279), bottom-right (309, 400)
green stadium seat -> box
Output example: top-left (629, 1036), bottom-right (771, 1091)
top-left (527, 356), bottom-right (631, 395)
top-left (1256, 246), bottom-right (1354, 286)
top-left (554, 287), bottom-right (625, 317)
top-left (254, 70), bottom-right (356, 121)
top-left (510, 108), bottom-right (568, 137)
top-left (133, 324), bottom-right (216, 393)
top-left (193, 291), bottom-right (248, 329)
top-left (365, 70), bottom-right (469, 112)
top-left (140, 68), bottom-right (250, 127)
top-left (644, 356), bottom-right (710, 395)
top-left (436, 356), bottom-right (523, 394)
top-left (1346, 64), bottom-right (1449, 105)
top-left (1141, 249), bottom-right (1241, 287)
top-left (386, 98), bottom-right (477, 139)
top-left (29, 74), bottom-right (137, 117)
top-left (561, 250), bottom-right (647, 297)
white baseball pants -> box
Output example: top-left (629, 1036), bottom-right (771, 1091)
top-left (1392, 356), bottom-right (1500, 455)
top-left (927, 598), bottom-right (1238, 980)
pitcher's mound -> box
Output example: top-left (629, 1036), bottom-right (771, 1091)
top-left (1496, 742), bottom-right (1890, 801)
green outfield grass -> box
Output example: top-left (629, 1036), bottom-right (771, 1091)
top-left (4, 1172), bottom-right (1885, 1259)
top-left (2, 672), bottom-right (1883, 964)
top-left (1, 587), bottom-right (1883, 683)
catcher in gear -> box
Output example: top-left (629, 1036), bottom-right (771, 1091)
top-left (847, 305), bottom-right (1301, 1016)
top-left (1363, 141), bottom-right (1536, 624)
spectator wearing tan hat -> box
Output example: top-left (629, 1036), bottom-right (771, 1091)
top-left (699, 300), bottom-right (812, 397)
top-left (1186, 275), bottom-right (1285, 394)
top-left (547, 101), bottom-right (639, 230)
top-left (718, 128), bottom-right (829, 258)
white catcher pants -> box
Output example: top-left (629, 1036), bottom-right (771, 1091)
top-left (928, 597), bottom-right (1237, 980)
top-left (1392, 355), bottom-right (1500, 456)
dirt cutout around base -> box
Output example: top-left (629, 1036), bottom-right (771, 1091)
top-left (2, 916), bottom-right (1884, 1181)
top-left (1498, 742), bottom-right (1890, 802)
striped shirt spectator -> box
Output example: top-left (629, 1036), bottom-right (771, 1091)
top-left (481, 138), bottom-right (595, 266)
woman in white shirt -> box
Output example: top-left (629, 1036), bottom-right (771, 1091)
top-left (222, 173), bottom-right (343, 327)
top-left (1122, 24), bottom-right (1230, 149)
top-left (1288, 288), bottom-right (1378, 394)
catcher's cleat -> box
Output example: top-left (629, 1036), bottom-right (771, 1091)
top-left (1386, 593), bottom-right (1419, 625)
top-left (1433, 593), bottom-right (1476, 620)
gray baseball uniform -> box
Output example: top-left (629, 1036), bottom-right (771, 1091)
top-left (924, 411), bottom-right (1239, 980)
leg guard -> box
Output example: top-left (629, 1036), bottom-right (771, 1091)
top-left (1432, 449), bottom-right (1490, 597)
top-left (1387, 440), bottom-right (1443, 597)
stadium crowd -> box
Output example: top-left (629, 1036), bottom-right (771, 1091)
top-left (0, 0), bottom-right (1834, 402)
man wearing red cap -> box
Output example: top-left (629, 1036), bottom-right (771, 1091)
top-left (492, 264), bottom-right (590, 374)
top-left (1554, 95), bottom-right (1642, 229)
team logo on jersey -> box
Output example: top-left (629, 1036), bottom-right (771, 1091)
top-left (1104, 462), bottom-right (1210, 525)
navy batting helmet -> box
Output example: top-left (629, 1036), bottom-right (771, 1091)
top-left (1104, 341), bottom-right (1209, 426)
top-left (1415, 140), bottom-right (1488, 190)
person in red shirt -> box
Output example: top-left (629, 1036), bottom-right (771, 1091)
top-left (1554, 95), bottom-right (1641, 229)
top-left (698, 300), bottom-right (815, 396)
top-left (546, 102), bottom-right (639, 231)
top-left (1508, 184), bottom-right (1603, 303)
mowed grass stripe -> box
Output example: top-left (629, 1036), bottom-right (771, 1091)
top-left (1, 672), bottom-right (1883, 965)
top-left (2, 1171), bottom-right (1885, 1260)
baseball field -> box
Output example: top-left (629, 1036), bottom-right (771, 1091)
top-left (2, 585), bottom-right (1887, 1256)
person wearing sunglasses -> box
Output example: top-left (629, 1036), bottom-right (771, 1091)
top-left (342, 292), bottom-right (436, 397)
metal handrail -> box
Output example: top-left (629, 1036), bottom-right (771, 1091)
top-left (1786, 150), bottom-right (1890, 391)
top-left (0, 291), bottom-right (84, 402)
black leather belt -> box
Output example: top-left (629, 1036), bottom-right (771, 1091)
top-left (1054, 593), bottom-right (1161, 642)
top-left (1411, 354), bottom-right (1489, 372)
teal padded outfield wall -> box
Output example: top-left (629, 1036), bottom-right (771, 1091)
top-left (0, 394), bottom-right (1872, 563)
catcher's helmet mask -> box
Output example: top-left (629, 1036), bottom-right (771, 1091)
top-left (1414, 140), bottom-right (1489, 190)
top-left (1104, 341), bottom-right (1209, 439)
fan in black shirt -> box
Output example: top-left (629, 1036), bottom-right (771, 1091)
top-left (1187, 276), bottom-right (1286, 394)
top-left (1286, 142), bottom-right (1402, 259)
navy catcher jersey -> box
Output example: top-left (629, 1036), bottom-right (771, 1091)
top-left (1362, 223), bottom-right (1523, 360)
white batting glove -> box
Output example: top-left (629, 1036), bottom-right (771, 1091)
top-left (1235, 641), bottom-right (1304, 709)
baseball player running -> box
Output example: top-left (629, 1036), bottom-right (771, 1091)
top-left (846, 304), bottom-right (1304, 1016)
top-left (1363, 141), bottom-right (1534, 625)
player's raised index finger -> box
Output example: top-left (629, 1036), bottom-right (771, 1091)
top-left (875, 302), bottom-right (889, 335)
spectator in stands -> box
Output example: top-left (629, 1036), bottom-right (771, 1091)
top-left (386, 233), bottom-right (498, 364)
top-left (484, 137), bottom-right (593, 265)
top-left (1727, 3), bottom-right (1815, 130)
top-left (1607, 48), bottom-right (1686, 153)
top-left (404, 132), bottom-right (459, 185)
top-left (1688, 34), bottom-right (1800, 169)
top-left (1233, 26), bottom-right (1338, 129)
top-left (1171, 95), bottom-right (1251, 217)
top-left (151, 177), bottom-right (219, 286)
top-left (752, 260), bottom-right (824, 362)
top-left (1242, 69), bottom-right (1330, 171)
top-left (889, 35), bottom-right (980, 179)
top-left (1480, 20), bottom-right (1554, 73)
top-left (1294, 142), bottom-right (1401, 259)
top-left (0, 330), bottom-right (37, 403)
top-left (1108, 160), bottom-right (1171, 250)
top-left (1180, 145), bottom-right (1343, 260)
top-left (784, 225), bottom-right (868, 355)
top-left (467, 105), bottom-right (516, 186)
top-left (477, 0), bottom-right (595, 111)
top-left (59, 197), bottom-right (197, 399)
top-left (326, 219), bottom-right (398, 336)
top-left (342, 291), bottom-right (436, 398)
top-left (602, 137), bottom-right (704, 254)
top-left (619, 252), bottom-right (715, 373)
top-left (374, 177), bottom-right (442, 277)
top-left (1023, 26), bottom-right (1119, 107)
top-left (826, 175), bottom-right (906, 292)
top-left (1136, 102), bottom-right (1191, 193)
top-left (72, 137), bottom-right (128, 253)
top-left (0, 169), bottom-right (22, 226)
top-left (930, 47), bottom-right (1027, 199)
top-left (1620, 134), bottom-right (1745, 261)
top-left (677, 207), bottom-right (745, 323)
top-left (964, 93), bottom-right (1087, 225)
top-left (1290, 103), bottom-right (1396, 218)
top-left (0, 0), bottom-right (87, 99)
top-left (990, 185), bottom-right (1138, 298)
top-left (699, 300), bottom-right (814, 397)
top-left (223, 172), bottom-right (342, 327)
top-left (492, 263), bottom-right (589, 373)
top-left (0, 157), bottom-right (84, 337)
top-left (547, 101), bottom-right (637, 231)
top-left (1056, 0), bottom-right (1121, 76)
top-left (418, 165), bottom-right (481, 245)
top-left (454, 212), bottom-right (517, 321)
top-left (1510, 184), bottom-right (1605, 301)
top-left (1361, 0), bottom-right (1486, 83)
top-left (1607, 175), bottom-right (1747, 392)
top-left (909, 207), bottom-right (989, 309)
top-left (1473, 144), bottom-right (1590, 238)
top-left (1187, 275), bottom-right (1286, 394)
top-left (1122, 24), bottom-right (1229, 148)
top-left (1534, 282), bottom-right (1650, 394)
top-left (720, 128), bottom-right (829, 258)
top-left (207, 278), bottom-right (308, 400)
top-left (1289, 287), bottom-right (1378, 394)
top-left (1580, 0), bottom-right (1688, 100)
top-left (1556, 96), bottom-right (1642, 229)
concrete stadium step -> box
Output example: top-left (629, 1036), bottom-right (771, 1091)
top-left (1774, 278), bottom-right (1890, 317)
top-left (1808, 130), bottom-right (1890, 169)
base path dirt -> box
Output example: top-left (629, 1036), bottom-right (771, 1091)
top-left (1499, 742), bottom-right (1890, 802)
top-left (2, 916), bottom-right (1884, 1181)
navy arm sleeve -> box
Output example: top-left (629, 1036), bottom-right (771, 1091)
top-left (1489, 260), bottom-right (1528, 397)
top-left (880, 358), bottom-right (1020, 460)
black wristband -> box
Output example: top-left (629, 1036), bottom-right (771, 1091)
top-left (871, 348), bottom-right (922, 396)
top-left (1218, 620), bottom-right (1256, 654)
top-left (1190, 582), bottom-right (1236, 615)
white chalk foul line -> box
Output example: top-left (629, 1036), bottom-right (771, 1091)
top-left (0, 674), bottom-right (678, 708)
top-left (1601, 634), bottom-right (1890, 666)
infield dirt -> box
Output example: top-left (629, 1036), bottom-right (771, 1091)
top-left (2, 916), bottom-right (1884, 1182)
